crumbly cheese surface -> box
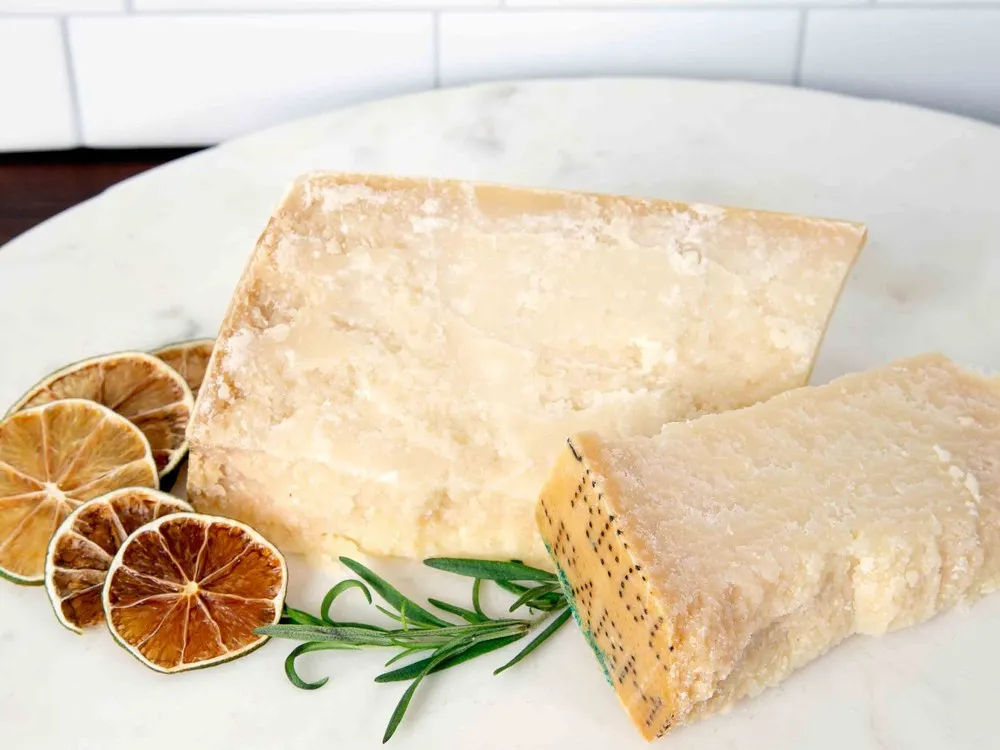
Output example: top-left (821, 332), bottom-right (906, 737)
top-left (188, 172), bottom-right (866, 563)
top-left (536, 354), bottom-right (1000, 739)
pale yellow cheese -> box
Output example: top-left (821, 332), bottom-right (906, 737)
top-left (187, 172), bottom-right (866, 565)
top-left (536, 354), bottom-right (1000, 740)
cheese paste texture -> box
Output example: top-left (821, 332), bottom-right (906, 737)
top-left (188, 172), bottom-right (866, 565)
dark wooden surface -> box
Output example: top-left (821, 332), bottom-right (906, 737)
top-left (0, 149), bottom-right (200, 247)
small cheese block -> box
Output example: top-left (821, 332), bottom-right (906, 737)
top-left (187, 172), bottom-right (866, 565)
top-left (536, 354), bottom-right (1000, 740)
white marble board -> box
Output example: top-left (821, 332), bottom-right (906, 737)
top-left (1, 79), bottom-right (1000, 750)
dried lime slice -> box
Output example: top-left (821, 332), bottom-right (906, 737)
top-left (7, 351), bottom-right (194, 479)
top-left (0, 399), bottom-right (157, 584)
top-left (154, 338), bottom-right (215, 396)
top-left (104, 512), bottom-right (287, 672)
top-left (45, 487), bottom-right (192, 632)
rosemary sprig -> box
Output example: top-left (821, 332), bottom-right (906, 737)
top-left (256, 556), bottom-right (571, 743)
top-left (423, 557), bottom-right (558, 582)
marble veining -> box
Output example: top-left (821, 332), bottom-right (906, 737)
top-left (1, 79), bottom-right (999, 750)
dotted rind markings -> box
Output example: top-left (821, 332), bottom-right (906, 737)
top-left (567, 438), bottom-right (583, 461)
top-left (646, 696), bottom-right (665, 729)
top-left (538, 446), bottom-right (674, 739)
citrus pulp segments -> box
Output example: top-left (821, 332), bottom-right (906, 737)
top-left (6, 351), bottom-right (195, 480)
top-left (44, 488), bottom-right (193, 633)
top-left (0, 399), bottom-right (158, 585)
top-left (153, 338), bottom-right (215, 396)
top-left (103, 512), bottom-right (287, 673)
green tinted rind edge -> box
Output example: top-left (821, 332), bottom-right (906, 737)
top-left (544, 541), bottom-right (613, 687)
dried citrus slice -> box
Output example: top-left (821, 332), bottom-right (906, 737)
top-left (7, 351), bottom-right (194, 479)
top-left (103, 512), bottom-right (287, 673)
top-left (153, 338), bottom-right (215, 396)
top-left (0, 399), bottom-right (158, 585)
top-left (44, 488), bottom-right (192, 633)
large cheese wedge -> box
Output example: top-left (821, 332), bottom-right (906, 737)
top-left (187, 172), bottom-right (866, 565)
top-left (536, 354), bottom-right (1000, 740)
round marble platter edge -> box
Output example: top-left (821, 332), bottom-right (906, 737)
top-left (1, 78), bottom-right (999, 750)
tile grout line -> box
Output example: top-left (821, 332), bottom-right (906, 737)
top-left (433, 10), bottom-right (442, 88)
top-left (59, 17), bottom-right (85, 148)
top-left (6, 4), bottom-right (1000, 16)
top-left (12, 5), bottom-right (1000, 18)
top-left (792, 8), bottom-right (808, 86)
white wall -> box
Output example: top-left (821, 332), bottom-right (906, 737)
top-left (1, 1), bottom-right (998, 151)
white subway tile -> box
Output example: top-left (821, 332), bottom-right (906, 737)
top-left (69, 14), bottom-right (435, 147)
top-left (801, 9), bottom-right (1000, 124)
top-left (0, 19), bottom-right (76, 151)
top-left (440, 11), bottom-right (800, 88)
top-left (136, 0), bottom-right (493, 8)
top-left (0, 0), bottom-right (123, 12)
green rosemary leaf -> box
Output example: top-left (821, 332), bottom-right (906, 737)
top-left (256, 623), bottom-right (394, 647)
top-left (495, 580), bottom-right (528, 595)
top-left (508, 582), bottom-right (561, 613)
top-left (424, 558), bottom-right (557, 583)
top-left (538, 596), bottom-right (568, 611)
top-left (472, 578), bottom-right (486, 618)
top-left (387, 634), bottom-right (442, 650)
top-left (281, 605), bottom-right (327, 627)
top-left (494, 581), bottom-right (565, 611)
top-left (279, 611), bottom-right (387, 632)
top-left (341, 557), bottom-right (451, 628)
top-left (493, 608), bottom-right (572, 675)
top-left (375, 606), bottom-right (439, 631)
top-left (321, 579), bottom-right (372, 625)
top-left (375, 633), bottom-right (525, 683)
top-left (284, 641), bottom-right (361, 690)
top-left (384, 648), bottom-right (422, 667)
top-left (427, 598), bottom-right (487, 624)
top-left (383, 638), bottom-right (475, 744)
top-left (375, 605), bottom-right (405, 625)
